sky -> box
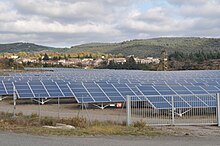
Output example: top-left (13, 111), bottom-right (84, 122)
top-left (0, 0), bottom-right (220, 47)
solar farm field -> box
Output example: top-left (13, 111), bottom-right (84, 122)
top-left (1, 68), bottom-right (220, 106)
top-left (0, 68), bottom-right (220, 125)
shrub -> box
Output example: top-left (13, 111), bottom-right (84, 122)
top-left (40, 117), bottom-right (56, 126)
top-left (133, 120), bottom-right (146, 128)
top-left (60, 116), bottom-right (88, 128)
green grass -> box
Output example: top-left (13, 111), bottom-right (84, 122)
top-left (0, 112), bottom-right (160, 136)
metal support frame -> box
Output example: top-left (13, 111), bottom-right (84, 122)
top-left (92, 103), bottom-right (111, 109)
top-left (217, 93), bottom-right (220, 126)
top-left (174, 109), bottom-right (192, 117)
top-left (33, 98), bottom-right (51, 105)
top-left (0, 96), bottom-right (8, 101)
top-left (126, 95), bottom-right (131, 126)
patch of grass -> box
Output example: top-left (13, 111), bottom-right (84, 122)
top-left (0, 112), bottom-right (160, 136)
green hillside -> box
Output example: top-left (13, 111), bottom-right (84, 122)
top-left (67, 37), bottom-right (220, 57)
top-left (1, 37), bottom-right (220, 57)
top-left (0, 42), bottom-right (54, 53)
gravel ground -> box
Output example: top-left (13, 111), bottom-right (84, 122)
top-left (0, 132), bottom-right (220, 146)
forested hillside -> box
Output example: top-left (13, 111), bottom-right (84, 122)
top-left (1, 37), bottom-right (220, 57)
top-left (0, 42), bottom-right (54, 53)
top-left (68, 37), bottom-right (220, 57)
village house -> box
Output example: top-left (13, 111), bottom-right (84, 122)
top-left (135, 57), bottom-right (160, 64)
top-left (107, 58), bottom-right (126, 64)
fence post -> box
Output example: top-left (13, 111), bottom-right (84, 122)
top-left (57, 96), bottom-right (60, 119)
top-left (126, 96), bottom-right (131, 126)
top-left (171, 96), bottom-right (175, 125)
top-left (217, 93), bottom-right (220, 127)
top-left (13, 84), bottom-right (16, 117)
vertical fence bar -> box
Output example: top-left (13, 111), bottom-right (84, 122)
top-left (217, 93), bottom-right (220, 127)
top-left (13, 84), bottom-right (16, 117)
top-left (126, 95), bottom-right (131, 126)
top-left (58, 96), bottom-right (60, 119)
top-left (171, 96), bottom-right (175, 125)
top-left (38, 94), bottom-right (41, 122)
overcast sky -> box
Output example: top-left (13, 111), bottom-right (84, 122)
top-left (0, 0), bottom-right (220, 47)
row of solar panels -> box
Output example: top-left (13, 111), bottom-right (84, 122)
top-left (10, 69), bottom-right (220, 81)
top-left (0, 80), bottom-right (219, 108)
top-left (131, 94), bottom-right (216, 109)
top-left (1, 69), bottom-right (220, 109)
top-left (9, 73), bottom-right (220, 82)
top-left (1, 80), bottom-right (220, 97)
top-left (1, 76), bottom-right (220, 87)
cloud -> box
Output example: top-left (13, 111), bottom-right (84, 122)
top-left (167, 0), bottom-right (209, 6)
top-left (13, 0), bottom-right (111, 22)
top-left (180, 4), bottom-right (220, 19)
top-left (0, 0), bottom-right (220, 47)
top-left (122, 7), bottom-right (194, 33)
top-left (0, 17), bottom-right (119, 34)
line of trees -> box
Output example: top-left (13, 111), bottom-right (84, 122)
top-left (169, 50), bottom-right (220, 62)
top-left (169, 50), bottom-right (220, 70)
top-left (0, 58), bottom-right (24, 69)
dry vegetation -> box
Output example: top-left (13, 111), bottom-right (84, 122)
top-left (0, 112), bottom-right (159, 136)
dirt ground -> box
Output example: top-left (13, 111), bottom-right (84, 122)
top-left (1, 99), bottom-right (220, 137)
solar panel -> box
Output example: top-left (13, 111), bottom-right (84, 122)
top-left (14, 82), bottom-right (34, 98)
top-left (42, 81), bottom-right (64, 97)
top-left (112, 83), bottom-right (136, 97)
top-left (68, 82), bottom-right (95, 102)
top-left (28, 81), bottom-right (49, 97)
top-left (181, 95), bottom-right (208, 107)
top-left (136, 85), bottom-right (160, 95)
top-left (0, 82), bottom-right (7, 95)
top-left (163, 96), bottom-right (191, 108)
top-left (3, 81), bottom-right (13, 94)
top-left (146, 96), bottom-right (172, 109)
top-left (97, 83), bottom-right (124, 102)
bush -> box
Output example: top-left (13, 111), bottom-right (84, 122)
top-left (40, 117), bottom-right (56, 126)
top-left (30, 113), bottom-right (39, 118)
top-left (59, 116), bottom-right (88, 128)
top-left (15, 112), bottom-right (23, 116)
top-left (133, 120), bottom-right (146, 128)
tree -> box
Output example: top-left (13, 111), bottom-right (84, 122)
top-left (108, 60), bottom-right (116, 69)
top-left (42, 53), bottom-right (49, 61)
top-left (126, 56), bottom-right (137, 69)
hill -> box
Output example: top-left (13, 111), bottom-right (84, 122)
top-left (1, 37), bottom-right (220, 57)
top-left (68, 37), bottom-right (220, 57)
top-left (0, 42), bottom-right (54, 53)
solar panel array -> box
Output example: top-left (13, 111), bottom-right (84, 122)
top-left (0, 68), bottom-right (220, 109)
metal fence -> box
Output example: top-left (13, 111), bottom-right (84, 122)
top-left (126, 93), bottom-right (220, 126)
top-left (2, 93), bottom-right (220, 126)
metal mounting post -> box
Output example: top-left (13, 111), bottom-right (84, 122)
top-left (171, 96), bottom-right (175, 125)
top-left (13, 85), bottom-right (16, 117)
top-left (58, 96), bottom-right (60, 119)
top-left (217, 93), bottom-right (220, 127)
top-left (126, 96), bottom-right (131, 126)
